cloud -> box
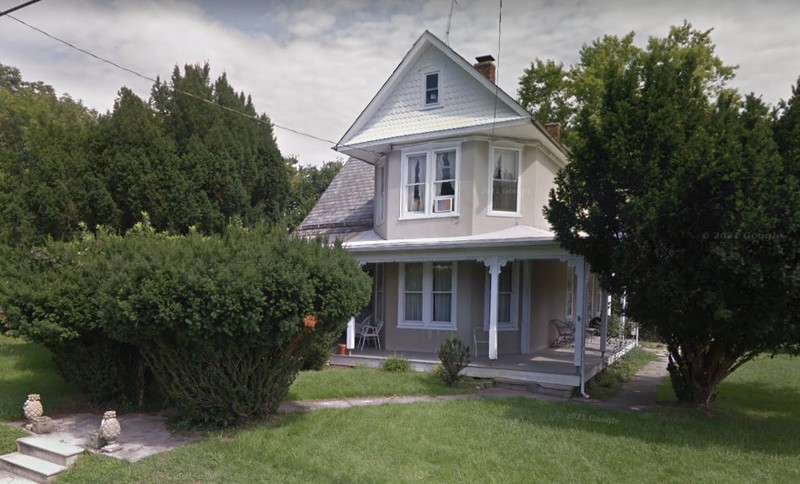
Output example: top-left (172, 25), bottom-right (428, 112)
top-left (1, 0), bottom-right (798, 167)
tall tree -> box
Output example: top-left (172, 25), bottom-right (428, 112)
top-left (543, 23), bottom-right (800, 407)
top-left (0, 65), bottom-right (114, 246)
top-left (518, 33), bottom-right (641, 148)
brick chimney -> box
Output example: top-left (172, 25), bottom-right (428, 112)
top-left (474, 55), bottom-right (496, 84)
top-left (544, 122), bottom-right (561, 143)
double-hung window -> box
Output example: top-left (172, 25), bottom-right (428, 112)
top-left (399, 262), bottom-right (457, 329)
top-left (423, 71), bottom-right (440, 107)
top-left (489, 146), bottom-right (522, 216)
top-left (402, 146), bottom-right (459, 218)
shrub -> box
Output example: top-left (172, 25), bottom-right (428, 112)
top-left (381, 355), bottom-right (412, 373)
top-left (301, 331), bottom-right (336, 371)
top-left (0, 227), bottom-right (372, 426)
top-left (437, 337), bottom-right (470, 386)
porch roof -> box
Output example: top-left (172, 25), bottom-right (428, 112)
top-left (344, 225), bottom-right (573, 264)
top-left (345, 225), bottom-right (555, 251)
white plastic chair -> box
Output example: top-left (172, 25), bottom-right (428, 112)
top-left (473, 327), bottom-right (489, 358)
top-left (359, 318), bottom-right (384, 350)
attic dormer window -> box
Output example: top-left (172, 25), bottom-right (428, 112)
top-left (423, 71), bottom-right (440, 107)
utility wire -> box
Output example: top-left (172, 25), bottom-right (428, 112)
top-left (0, 0), bottom-right (40, 18)
top-left (5, 13), bottom-right (339, 147)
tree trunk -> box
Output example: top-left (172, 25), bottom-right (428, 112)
top-left (666, 341), bottom-right (738, 409)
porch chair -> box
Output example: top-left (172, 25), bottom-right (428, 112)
top-left (473, 327), bottom-right (490, 358)
top-left (354, 316), bottom-right (372, 349)
top-left (549, 319), bottom-right (575, 347)
top-left (359, 317), bottom-right (384, 351)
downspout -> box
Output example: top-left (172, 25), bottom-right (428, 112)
top-left (579, 317), bottom-right (589, 399)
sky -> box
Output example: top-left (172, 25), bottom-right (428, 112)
top-left (2, 0), bottom-right (799, 167)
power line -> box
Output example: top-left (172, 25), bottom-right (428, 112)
top-left (5, 13), bottom-right (339, 147)
top-left (0, 0), bottom-right (40, 18)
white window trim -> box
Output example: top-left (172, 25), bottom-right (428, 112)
top-left (398, 262), bottom-right (458, 330)
top-left (488, 145), bottom-right (523, 217)
top-left (400, 145), bottom-right (460, 220)
top-left (483, 262), bottom-right (520, 331)
top-left (421, 70), bottom-right (442, 110)
top-left (375, 164), bottom-right (385, 225)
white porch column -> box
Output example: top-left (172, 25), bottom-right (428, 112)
top-left (572, 257), bottom-right (587, 368)
top-left (600, 290), bottom-right (609, 359)
top-left (346, 316), bottom-right (356, 350)
top-left (520, 260), bottom-right (532, 354)
top-left (488, 257), bottom-right (501, 360)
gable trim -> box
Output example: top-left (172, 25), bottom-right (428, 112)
top-left (336, 30), bottom-right (532, 150)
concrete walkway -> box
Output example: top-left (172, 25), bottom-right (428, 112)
top-left (279, 387), bottom-right (562, 412)
top-left (590, 347), bottom-right (669, 411)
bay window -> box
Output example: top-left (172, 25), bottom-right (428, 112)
top-left (401, 146), bottom-right (459, 218)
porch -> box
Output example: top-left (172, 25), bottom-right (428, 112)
top-left (330, 338), bottom-right (636, 389)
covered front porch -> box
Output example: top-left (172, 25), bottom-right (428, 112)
top-left (343, 226), bottom-right (622, 391)
top-left (332, 338), bottom-right (636, 389)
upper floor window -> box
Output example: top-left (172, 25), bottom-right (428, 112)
top-left (488, 147), bottom-right (522, 216)
top-left (401, 146), bottom-right (459, 218)
top-left (423, 71), bottom-right (440, 107)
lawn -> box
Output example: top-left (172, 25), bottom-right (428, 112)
top-left (0, 335), bottom-right (83, 421)
top-left (286, 366), bottom-right (479, 401)
top-left (57, 355), bottom-right (799, 483)
top-left (3, 336), bottom-right (798, 482)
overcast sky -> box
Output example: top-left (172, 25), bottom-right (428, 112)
top-left (2, 0), bottom-right (799, 166)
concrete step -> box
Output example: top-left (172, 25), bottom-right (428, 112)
top-left (494, 377), bottom-right (576, 398)
top-left (16, 438), bottom-right (84, 467)
top-left (0, 453), bottom-right (65, 484)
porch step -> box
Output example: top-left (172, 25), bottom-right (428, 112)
top-left (0, 452), bottom-right (65, 484)
top-left (16, 437), bottom-right (84, 467)
top-left (494, 378), bottom-right (576, 399)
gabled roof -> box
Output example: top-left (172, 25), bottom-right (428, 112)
top-left (335, 31), bottom-right (545, 162)
top-left (294, 158), bottom-right (374, 239)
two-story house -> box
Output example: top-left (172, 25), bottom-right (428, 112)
top-left (297, 31), bottom-right (628, 391)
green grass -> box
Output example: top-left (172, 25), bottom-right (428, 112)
top-left (587, 347), bottom-right (660, 399)
top-left (0, 335), bottom-right (84, 421)
top-left (658, 353), bottom-right (800, 417)
top-left (0, 335), bottom-right (85, 453)
top-left (59, 367), bottom-right (800, 483)
top-left (285, 366), bottom-right (479, 401)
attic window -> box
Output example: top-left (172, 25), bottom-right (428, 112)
top-left (424, 72), bottom-right (439, 107)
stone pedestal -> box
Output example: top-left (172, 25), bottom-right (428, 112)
top-left (85, 429), bottom-right (105, 450)
top-left (30, 416), bottom-right (53, 434)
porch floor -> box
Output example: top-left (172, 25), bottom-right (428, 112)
top-left (331, 338), bottom-right (635, 388)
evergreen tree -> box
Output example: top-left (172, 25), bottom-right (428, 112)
top-left (543, 23), bottom-right (800, 407)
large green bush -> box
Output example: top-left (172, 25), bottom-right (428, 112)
top-left (0, 226), bottom-right (371, 425)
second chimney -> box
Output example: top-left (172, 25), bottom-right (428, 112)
top-left (544, 122), bottom-right (561, 143)
top-left (474, 55), bottom-right (496, 84)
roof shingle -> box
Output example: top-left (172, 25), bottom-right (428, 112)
top-left (294, 158), bottom-right (374, 238)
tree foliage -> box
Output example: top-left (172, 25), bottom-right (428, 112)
top-left (1, 62), bottom-right (292, 246)
top-left (542, 22), bottom-right (800, 407)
